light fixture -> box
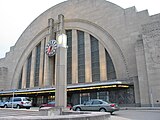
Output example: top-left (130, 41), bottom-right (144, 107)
top-left (57, 34), bottom-right (67, 48)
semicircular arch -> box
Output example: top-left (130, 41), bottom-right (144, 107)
top-left (11, 27), bottom-right (48, 89)
top-left (12, 18), bottom-right (130, 89)
top-left (65, 19), bottom-right (129, 79)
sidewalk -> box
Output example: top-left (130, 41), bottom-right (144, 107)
top-left (110, 116), bottom-right (131, 120)
top-left (120, 107), bottom-right (160, 110)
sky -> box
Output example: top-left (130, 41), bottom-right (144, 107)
top-left (0, 0), bottom-right (159, 58)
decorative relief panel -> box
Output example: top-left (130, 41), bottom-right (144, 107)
top-left (142, 21), bottom-right (160, 68)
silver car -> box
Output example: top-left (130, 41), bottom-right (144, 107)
top-left (0, 100), bottom-right (5, 108)
top-left (72, 99), bottom-right (119, 114)
top-left (4, 97), bottom-right (32, 109)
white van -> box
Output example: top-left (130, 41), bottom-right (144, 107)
top-left (4, 97), bottom-right (32, 109)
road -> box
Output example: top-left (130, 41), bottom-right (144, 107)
top-left (0, 108), bottom-right (39, 117)
top-left (0, 107), bottom-right (160, 120)
top-left (110, 109), bottom-right (160, 120)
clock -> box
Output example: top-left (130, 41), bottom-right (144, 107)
top-left (45, 39), bottom-right (57, 57)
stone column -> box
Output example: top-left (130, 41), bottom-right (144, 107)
top-left (39, 39), bottom-right (45, 87)
top-left (30, 48), bottom-right (36, 88)
top-left (84, 33), bottom-right (92, 83)
top-left (21, 61), bottom-right (27, 89)
top-left (135, 39), bottom-right (150, 106)
top-left (44, 18), bottom-right (55, 87)
top-left (72, 29), bottom-right (78, 84)
top-left (55, 46), bottom-right (67, 108)
top-left (55, 14), bottom-right (67, 108)
top-left (99, 43), bottom-right (107, 81)
top-left (43, 37), bottom-right (50, 87)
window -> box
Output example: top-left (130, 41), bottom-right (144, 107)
top-left (90, 35), bottom-right (100, 82)
top-left (66, 30), bottom-right (72, 84)
top-left (26, 53), bottom-right (32, 88)
top-left (85, 101), bottom-right (91, 105)
top-left (77, 30), bottom-right (85, 83)
top-left (34, 43), bottom-right (41, 86)
top-left (92, 100), bottom-right (102, 105)
top-left (18, 70), bottom-right (22, 89)
top-left (105, 50), bottom-right (116, 80)
top-left (14, 98), bottom-right (21, 102)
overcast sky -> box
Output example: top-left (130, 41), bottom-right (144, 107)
top-left (0, 0), bottom-right (159, 58)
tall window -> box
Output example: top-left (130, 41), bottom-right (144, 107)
top-left (26, 53), bottom-right (32, 88)
top-left (18, 70), bottom-right (22, 89)
top-left (34, 43), bottom-right (41, 86)
top-left (105, 50), bottom-right (116, 80)
top-left (77, 30), bottom-right (85, 83)
top-left (90, 35), bottom-right (100, 82)
top-left (66, 30), bottom-right (72, 84)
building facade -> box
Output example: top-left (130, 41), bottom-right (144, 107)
top-left (0, 0), bottom-right (160, 107)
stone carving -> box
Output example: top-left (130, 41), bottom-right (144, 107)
top-left (142, 21), bottom-right (160, 66)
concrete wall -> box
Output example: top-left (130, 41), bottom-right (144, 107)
top-left (141, 21), bottom-right (160, 106)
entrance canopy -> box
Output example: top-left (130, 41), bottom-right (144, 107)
top-left (0, 80), bottom-right (132, 96)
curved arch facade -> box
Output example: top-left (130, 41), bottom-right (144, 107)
top-left (12, 19), bottom-right (129, 89)
top-left (0, 0), bottom-right (137, 107)
top-left (1, 0), bottom-right (160, 107)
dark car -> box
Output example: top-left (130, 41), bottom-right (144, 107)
top-left (39, 101), bottom-right (72, 110)
top-left (72, 99), bottom-right (119, 114)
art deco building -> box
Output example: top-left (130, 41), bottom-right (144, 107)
top-left (0, 0), bottom-right (160, 107)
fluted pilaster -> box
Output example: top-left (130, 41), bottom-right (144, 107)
top-left (30, 48), bottom-right (36, 87)
top-left (99, 43), bottom-right (107, 81)
top-left (85, 33), bottom-right (92, 83)
top-left (39, 39), bottom-right (45, 87)
top-left (72, 30), bottom-right (78, 84)
top-left (21, 61), bottom-right (27, 89)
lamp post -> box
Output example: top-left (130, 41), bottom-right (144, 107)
top-left (12, 89), bottom-right (15, 109)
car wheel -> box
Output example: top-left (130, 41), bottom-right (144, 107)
top-left (110, 111), bottom-right (113, 115)
top-left (75, 107), bottom-right (81, 111)
top-left (99, 108), bottom-right (106, 112)
top-left (4, 105), bottom-right (7, 108)
top-left (16, 105), bottom-right (20, 109)
top-left (26, 107), bottom-right (30, 109)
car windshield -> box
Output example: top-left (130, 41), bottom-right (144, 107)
top-left (23, 98), bottom-right (31, 101)
top-left (91, 99), bottom-right (110, 104)
top-left (48, 101), bottom-right (55, 104)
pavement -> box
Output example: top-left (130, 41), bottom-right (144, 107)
top-left (0, 107), bottom-right (160, 120)
top-left (120, 107), bottom-right (160, 110)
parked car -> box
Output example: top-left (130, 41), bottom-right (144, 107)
top-left (39, 101), bottom-right (72, 110)
top-left (39, 101), bottom-right (55, 108)
top-left (4, 97), bottom-right (32, 109)
top-left (0, 100), bottom-right (5, 108)
top-left (72, 99), bottom-right (119, 114)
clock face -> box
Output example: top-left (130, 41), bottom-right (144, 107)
top-left (45, 40), bottom-right (57, 57)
